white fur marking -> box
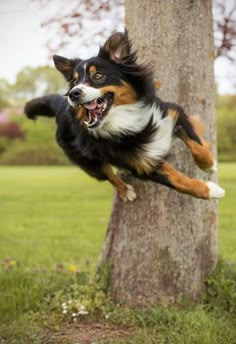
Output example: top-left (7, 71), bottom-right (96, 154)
top-left (207, 181), bottom-right (225, 199)
top-left (79, 85), bottom-right (102, 103)
top-left (91, 102), bottom-right (153, 138)
top-left (68, 84), bottom-right (102, 106)
top-left (204, 159), bottom-right (217, 174)
top-left (120, 184), bottom-right (137, 202)
top-left (91, 102), bottom-right (176, 160)
top-left (143, 104), bottom-right (176, 160)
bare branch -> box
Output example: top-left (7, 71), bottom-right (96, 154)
top-left (214, 0), bottom-right (236, 61)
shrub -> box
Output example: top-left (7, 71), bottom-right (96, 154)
top-left (0, 141), bottom-right (69, 165)
top-left (0, 110), bottom-right (70, 165)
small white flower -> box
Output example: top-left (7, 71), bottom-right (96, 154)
top-left (68, 300), bottom-right (72, 304)
top-left (79, 305), bottom-right (86, 311)
top-left (105, 314), bottom-right (109, 319)
top-left (61, 302), bottom-right (67, 309)
top-left (73, 317), bottom-right (77, 322)
top-left (78, 310), bottom-right (89, 315)
top-left (62, 309), bottom-right (67, 314)
top-left (72, 313), bottom-right (77, 317)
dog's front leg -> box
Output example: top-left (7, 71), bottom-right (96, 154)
top-left (102, 164), bottom-right (136, 202)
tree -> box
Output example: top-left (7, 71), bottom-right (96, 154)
top-left (214, 0), bottom-right (236, 61)
top-left (36, 0), bottom-right (124, 56)
top-left (38, 0), bottom-right (236, 91)
top-left (12, 66), bottom-right (66, 100)
top-left (38, 0), bottom-right (236, 64)
top-left (98, 0), bottom-right (218, 306)
top-left (36, 0), bottom-right (220, 305)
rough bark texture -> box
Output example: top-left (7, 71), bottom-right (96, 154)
top-left (100, 0), bottom-right (218, 307)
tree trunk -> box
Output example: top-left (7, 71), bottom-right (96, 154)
top-left (99, 0), bottom-right (218, 307)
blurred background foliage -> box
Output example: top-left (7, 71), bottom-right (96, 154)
top-left (216, 94), bottom-right (236, 161)
top-left (0, 64), bottom-right (235, 165)
top-left (0, 65), bottom-right (68, 165)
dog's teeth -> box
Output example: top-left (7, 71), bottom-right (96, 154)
top-left (97, 96), bottom-right (105, 104)
top-left (84, 112), bottom-right (92, 126)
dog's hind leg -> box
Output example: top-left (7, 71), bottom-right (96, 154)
top-left (173, 109), bottom-right (217, 174)
top-left (102, 164), bottom-right (136, 202)
top-left (148, 162), bottom-right (224, 199)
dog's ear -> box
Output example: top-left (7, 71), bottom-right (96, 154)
top-left (53, 55), bottom-right (81, 81)
top-left (98, 31), bottom-right (137, 64)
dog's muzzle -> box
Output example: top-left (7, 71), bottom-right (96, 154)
top-left (68, 88), bottom-right (82, 102)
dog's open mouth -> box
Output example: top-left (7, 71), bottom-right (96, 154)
top-left (82, 93), bottom-right (113, 128)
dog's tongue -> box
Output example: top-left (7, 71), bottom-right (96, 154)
top-left (83, 99), bottom-right (97, 110)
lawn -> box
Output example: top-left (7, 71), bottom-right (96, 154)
top-left (0, 163), bottom-right (235, 343)
top-left (0, 166), bottom-right (113, 268)
top-left (0, 164), bottom-right (235, 266)
top-left (218, 163), bottom-right (236, 260)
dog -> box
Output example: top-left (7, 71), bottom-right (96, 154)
top-left (24, 31), bottom-right (225, 201)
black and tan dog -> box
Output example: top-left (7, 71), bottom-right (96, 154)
top-left (25, 31), bottom-right (225, 201)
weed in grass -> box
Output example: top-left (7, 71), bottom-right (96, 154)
top-left (43, 269), bottom-right (112, 324)
top-left (205, 258), bottom-right (236, 314)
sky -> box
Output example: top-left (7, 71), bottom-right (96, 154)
top-left (0, 0), bottom-right (235, 95)
top-left (0, 0), bottom-right (49, 82)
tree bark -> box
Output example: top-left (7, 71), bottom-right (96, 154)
top-left (99, 0), bottom-right (218, 307)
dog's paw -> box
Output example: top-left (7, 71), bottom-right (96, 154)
top-left (207, 181), bottom-right (225, 199)
top-left (204, 159), bottom-right (217, 174)
top-left (119, 184), bottom-right (137, 202)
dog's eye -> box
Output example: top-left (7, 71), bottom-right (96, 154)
top-left (93, 72), bottom-right (104, 80)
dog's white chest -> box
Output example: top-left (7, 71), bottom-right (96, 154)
top-left (90, 102), bottom-right (175, 160)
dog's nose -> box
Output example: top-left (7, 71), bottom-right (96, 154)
top-left (68, 88), bottom-right (81, 102)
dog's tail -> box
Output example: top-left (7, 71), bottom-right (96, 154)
top-left (24, 94), bottom-right (67, 121)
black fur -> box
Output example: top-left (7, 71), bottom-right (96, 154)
top-left (25, 31), bottom-right (216, 199)
top-left (25, 94), bottom-right (160, 179)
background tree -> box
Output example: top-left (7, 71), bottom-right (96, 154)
top-left (214, 0), bottom-right (236, 60)
top-left (0, 66), bottom-right (65, 106)
top-left (213, 0), bottom-right (236, 89)
top-left (36, 0), bottom-right (124, 57)
top-left (12, 66), bottom-right (65, 100)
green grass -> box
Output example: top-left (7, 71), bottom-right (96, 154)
top-left (0, 166), bottom-right (113, 267)
top-left (0, 163), bottom-right (235, 343)
top-left (218, 163), bottom-right (236, 260)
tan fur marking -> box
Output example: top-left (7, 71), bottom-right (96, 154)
top-left (178, 115), bottom-right (214, 170)
top-left (189, 115), bottom-right (205, 137)
top-left (186, 140), bottom-right (214, 170)
top-left (99, 81), bottom-right (137, 106)
top-left (167, 109), bottom-right (178, 120)
top-left (75, 105), bottom-right (87, 123)
top-left (89, 65), bottom-right (97, 75)
top-left (129, 157), bottom-right (158, 176)
top-left (74, 72), bottom-right (79, 81)
top-left (160, 162), bottom-right (210, 199)
top-left (102, 164), bottom-right (131, 199)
